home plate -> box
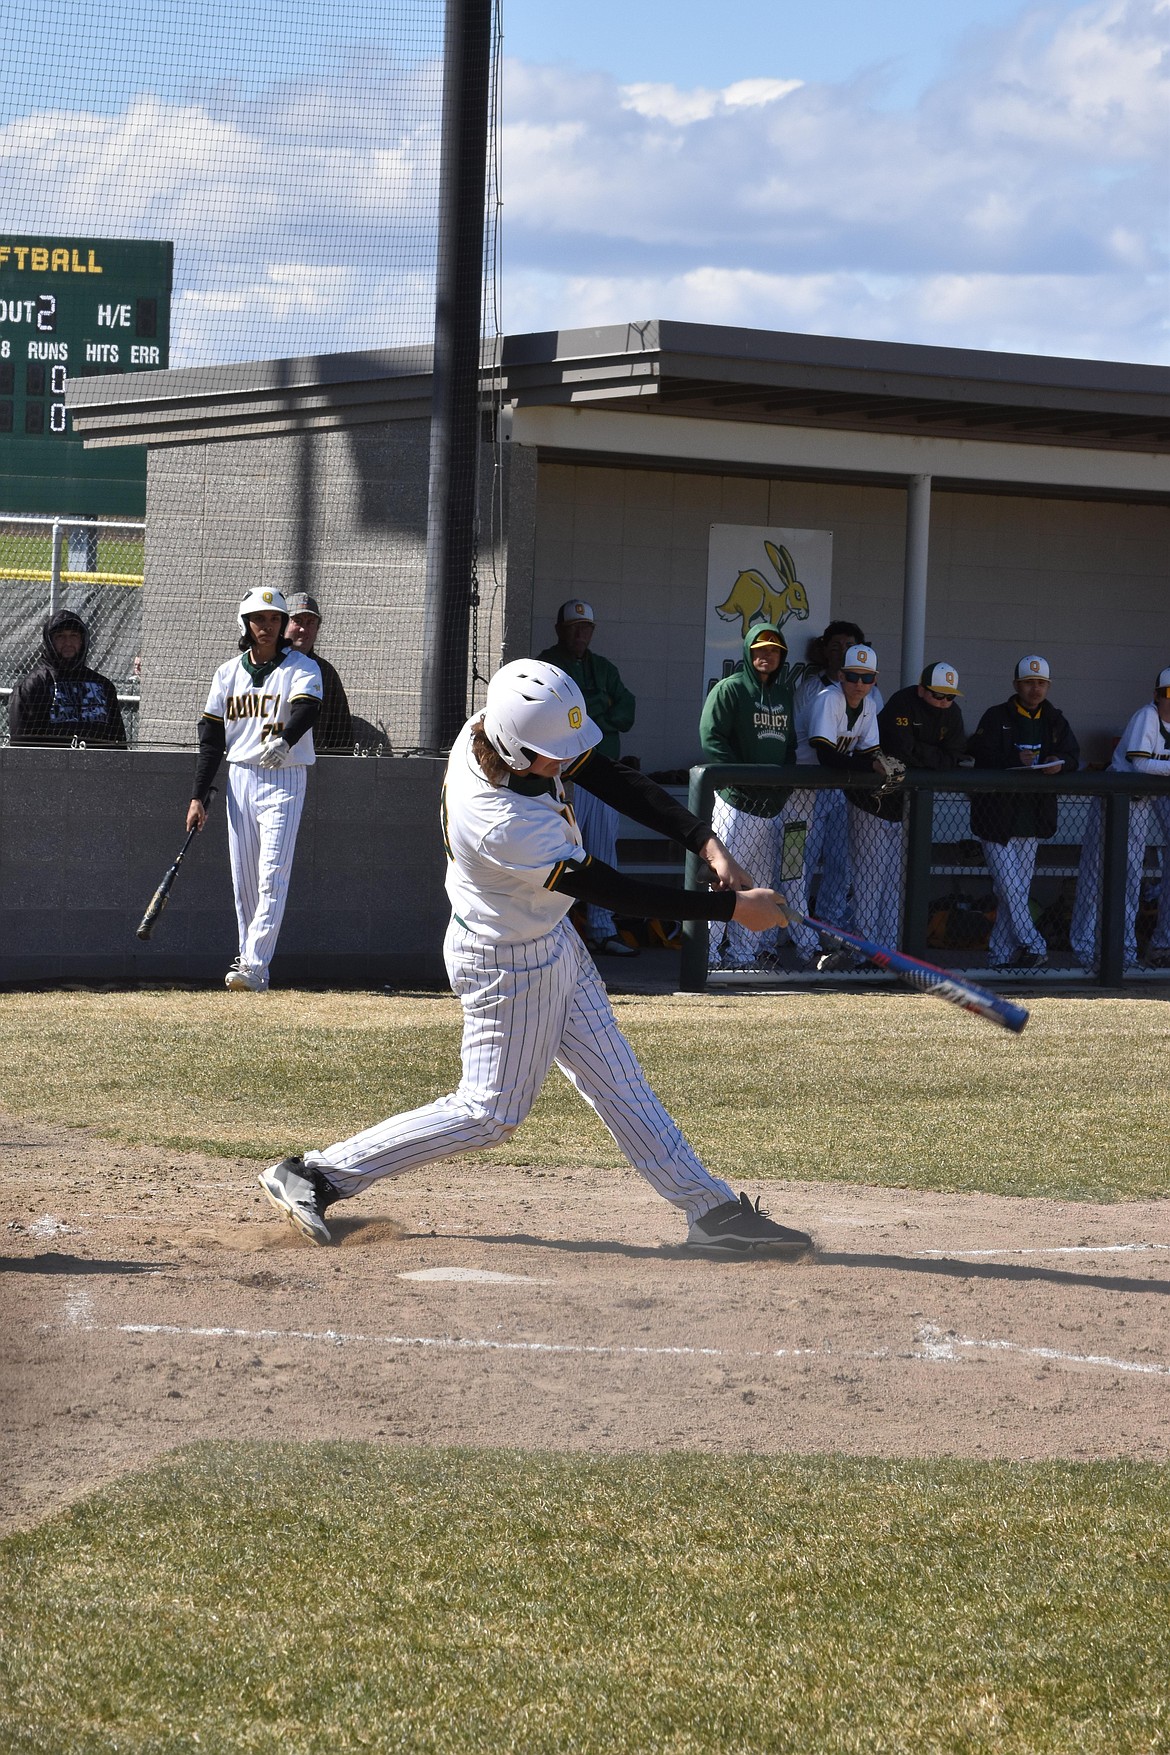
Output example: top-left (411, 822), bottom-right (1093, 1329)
top-left (397, 1266), bottom-right (548, 1285)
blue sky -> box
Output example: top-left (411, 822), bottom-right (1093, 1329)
top-left (2, 0), bottom-right (1166, 366)
top-left (500, 0), bottom-right (1080, 105)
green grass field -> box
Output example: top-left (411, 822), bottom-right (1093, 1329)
top-left (0, 988), bottom-right (1166, 1201)
top-left (2, 1445), bottom-right (1168, 1753)
top-left (5, 987), bottom-right (1170, 1748)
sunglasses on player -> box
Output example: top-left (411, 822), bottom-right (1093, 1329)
top-left (843, 671), bottom-right (876, 685)
top-left (924, 687), bottom-right (957, 703)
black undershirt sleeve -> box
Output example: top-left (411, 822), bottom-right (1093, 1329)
top-left (565, 750), bottom-right (712, 854)
top-left (283, 696), bottom-right (321, 749)
top-left (549, 855), bottom-right (736, 922)
top-left (193, 716), bottom-right (226, 801)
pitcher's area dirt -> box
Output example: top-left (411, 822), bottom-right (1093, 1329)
top-left (4, 1113), bottom-right (1170, 1534)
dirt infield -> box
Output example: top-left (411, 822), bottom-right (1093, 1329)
top-left (4, 1110), bottom-right (1170, 1535)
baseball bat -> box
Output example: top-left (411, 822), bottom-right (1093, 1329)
top-left (136, 789), bottom-right (215, 941)
top-left (791, 908), bottom-right (1029, 1033)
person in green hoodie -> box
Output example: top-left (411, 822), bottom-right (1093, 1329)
top-left (699, 622), bottom-right (796, 969)
top-left (538, 600), bottom-right (639, 956)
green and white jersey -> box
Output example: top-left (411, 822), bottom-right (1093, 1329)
top-left (203, 650), bottom-right (323, 766)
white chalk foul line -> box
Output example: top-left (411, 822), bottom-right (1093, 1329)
top-left (89, 1320), bottom-right (1170, 1380)
top-left (916, 1243), bottom-right (1170, 1259)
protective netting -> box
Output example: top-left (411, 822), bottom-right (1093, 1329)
top-left (4, 0), bottom-right (446, 368)
top-left (3, 0), bottom-right (503, 753)
top-left (703, 774), bottom-right (1170, 982)
top-left (0, 515), bottom-right (143, 745)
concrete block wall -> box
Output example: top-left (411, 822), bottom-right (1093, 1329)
top-left (0, 749), bottom-right (449, 986)
top-left (530, 461), bottom-right (1170, 772)
top-left (139, 424), bottom-right (433, 751)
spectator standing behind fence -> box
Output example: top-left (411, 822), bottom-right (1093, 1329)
top-left (968, 656), bottom-right (1079, 970)
top-left (8, 610), bottom-right (126, 747)
top-left (284, 593), bottom-right (353, 751)
top-left (700, 623), bottom-right (795, 969)
top-left (809, 644), bottom-right (904, 957)
top-left (878, 663), bottom-right (967, 773)
top-left (538, 600), bottom-right (638, 957)
top-left (791, 620), bottom-right (873, 937)
top-left (1070, 668), bottom-right (1170, 971)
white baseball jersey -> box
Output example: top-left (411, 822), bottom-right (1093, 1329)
top-left (203, 650), bottom-right (323, 766)
top-left (1113, 703), bottom-right (1170, 773)
top-left (442, 719), bottom-right (586, 943)
top-left (795, 675), bottom-right (884, 760)
top-left (808, 682), bottom-right (880, 758)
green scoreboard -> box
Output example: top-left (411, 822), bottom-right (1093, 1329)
top-left (0, 235), bottom-right (172, 517)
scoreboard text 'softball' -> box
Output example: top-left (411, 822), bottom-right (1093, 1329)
top-left (0, 236), bottom-right (173, 517)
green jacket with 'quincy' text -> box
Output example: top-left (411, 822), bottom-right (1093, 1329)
top-left (699, 622), bottom-right (795, 818)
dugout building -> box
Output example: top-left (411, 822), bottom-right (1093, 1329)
top-left (1, 319), bottom-right (1165, 984)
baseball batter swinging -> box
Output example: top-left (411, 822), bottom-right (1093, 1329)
top-left (186, 588), bottom-right (323, 991)
top-left (261, 660), bottom-right (812, 1256)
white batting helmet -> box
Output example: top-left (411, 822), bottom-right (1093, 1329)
top-left (238, 587), bottom-right (289, 638)
top-left (481, 660), bottom-right (602, 771)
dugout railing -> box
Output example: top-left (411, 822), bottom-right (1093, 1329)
top-left (680, 765), bottom-right (1170, 991)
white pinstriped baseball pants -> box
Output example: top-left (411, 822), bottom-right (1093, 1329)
top-left (847, 804), bottom-right (905, 949)
top-left (309, 916), bottom-right (736, 1223)
top-left (980, 838), bottom-right (1046, 962)
top-left (226, 762), bottom-right (307, 982)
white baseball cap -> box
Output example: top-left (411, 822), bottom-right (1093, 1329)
top-left (557, 599), bottom-right (595, 625)
top-left (920, 661), bottom-right (962, 697)
top-left (1156, 667), bottom-right (1170, 695)
top-left (1015, 655), bottom-right (1051, 681)
top-left (842, 644), bottom-right (877, 675)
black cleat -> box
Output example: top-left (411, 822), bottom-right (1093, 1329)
top-left (686, 1192), bottom-right (812, 1257)
top-left (259, 1156), bottom-right (340, 1246)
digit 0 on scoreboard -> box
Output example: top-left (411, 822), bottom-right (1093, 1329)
top-left (0, 236), bottom-right (173, 516)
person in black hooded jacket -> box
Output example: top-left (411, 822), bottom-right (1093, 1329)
top-left (8, 610), bottom-right (127, 747)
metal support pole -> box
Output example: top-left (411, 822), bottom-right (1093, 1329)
top-left (900, 474), bottom-right (931, 688)
top-left (901, 785), bottom-right (934, 959)
top-left (1099, 790), bottom-right (1129, 986)
top-left (49, 519), bottom-right (62, 616)
top-left (421, 0), bottom-right (493, 753)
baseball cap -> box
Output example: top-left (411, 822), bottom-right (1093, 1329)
top-left (1156, 667), bottom-right (1170, 695)
top-left (749, 627), bottom-right (786, 649)
top-left (843, 644), bottom-right (877, 674)
top-left (1015, 655), bottom-right (1051, 681)
top-left (285, 592), bottom-right (321, 619)
top-left (557, 599), bottom-right (595, 625)
top-left (920, 661), bottom-right (962, 697)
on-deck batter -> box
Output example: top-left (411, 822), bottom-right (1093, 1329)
top-left (261, 660), bottom-right (813, 1256)
top-left (186, 588), bottom-right (323, 991)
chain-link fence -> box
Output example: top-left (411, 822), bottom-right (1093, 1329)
top-left (0, 515), bottom-right (143, 745)
top-left (683, 766), bottom-right (1170, 989)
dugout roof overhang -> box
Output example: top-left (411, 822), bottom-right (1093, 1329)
top-left (68, 318), bottom-right (1170, 504)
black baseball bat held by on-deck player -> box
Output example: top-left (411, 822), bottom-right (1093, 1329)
top-left (136, 789), bottom-right (215, 941)
top-left (791, 908), bottom-right (1029, 1034)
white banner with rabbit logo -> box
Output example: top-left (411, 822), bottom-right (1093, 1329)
top-left (704, 525), bottom-right (833, 699)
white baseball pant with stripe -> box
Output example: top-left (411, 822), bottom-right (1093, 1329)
top-left (847, 805), bottom-right (904, 949)
top-left (981, 838), bottom-right (1046, 963)
top-left (707, 795), bottom-right (781, 965)
top-left (572, 782), bottom-right (620, 944)
top-left (226, 762), bottom-right (307, 985)
top-left (309, 916), bottom-right (735, 1224)
top-left (1069, 797), bottom-right (1158, 968)
top-left (804, 788), bottom-right (852, 927)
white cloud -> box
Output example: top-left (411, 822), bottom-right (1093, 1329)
top-left (620, 77), bottom-right (802, 124)
top-left (0, 1), bottom-right (1164, 364)
top-left (503, 264), bottom-right (1170, 363)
